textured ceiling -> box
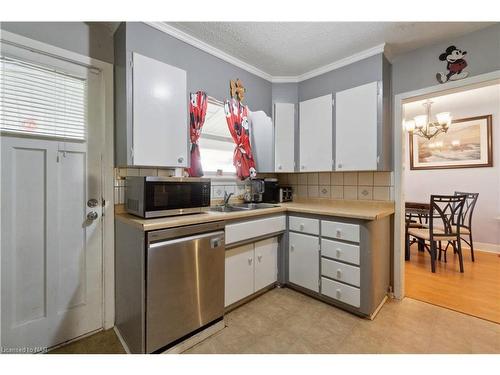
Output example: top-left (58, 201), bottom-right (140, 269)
top-left (168, 22), bottom-right (495, 76)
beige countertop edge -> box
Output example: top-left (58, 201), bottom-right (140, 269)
top-left (115, 201), bottom-right (395, 232)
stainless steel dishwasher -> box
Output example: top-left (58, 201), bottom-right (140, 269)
top-left (146, 221), bottom-right (225, 353)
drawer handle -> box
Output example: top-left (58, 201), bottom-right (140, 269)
top-left (300, 223), bottom-right (305, 231)
top-left (336, 229), bottom-right (342, 238)
top-left (337, 269), bottom-right (342, 279)
top-left (248, 257), bottom-right (253, 265)
top-left (336, 248), bottom-right (342, 258)
top-left (336, 289), bottom-right (341, 298)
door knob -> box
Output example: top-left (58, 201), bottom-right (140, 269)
top-left (87, 198), bottom-right (98, 208)
top-left (87, 211), bottom-right (98, 221)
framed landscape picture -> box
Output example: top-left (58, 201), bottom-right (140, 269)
top-left (409, 115), bottom-right (493, 170)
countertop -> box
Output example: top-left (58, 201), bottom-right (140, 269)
top-left (115, 199), bottom-right (395, 232)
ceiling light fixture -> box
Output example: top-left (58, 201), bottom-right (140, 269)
top-left (404, 100), bottom-right (452, 140)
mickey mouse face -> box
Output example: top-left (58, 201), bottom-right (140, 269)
top-left (439, 45), bottom-right (467, 63)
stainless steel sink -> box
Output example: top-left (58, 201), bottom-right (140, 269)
top-left (209, 202), bottom-right (279, 212)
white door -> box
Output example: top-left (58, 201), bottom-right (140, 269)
top-left (299, 94), bottom-right (333, 172)
top-left (224, 244), bottom-right (255, 307)
top-left (274, 103), bottom-right (295, 173)
top-left (335, 81), bottom-right (379, 171)
top-left (132, 52), bottom-right (188, 167)
top-left (288, 232), bottom-right (320, 292)
top-left (1, 50), bottom-right (104, 352)
top-left (254, 237), bottom-right (278, 291)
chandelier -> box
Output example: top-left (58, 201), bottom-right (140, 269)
top-left (404, 100), bottom-right (452, 140)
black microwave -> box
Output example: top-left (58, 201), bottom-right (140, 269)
top-left (125, 176), bottom-right (211, 218)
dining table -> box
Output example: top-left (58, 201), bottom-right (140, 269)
top-left (405, 201), bottom-right (431, 261)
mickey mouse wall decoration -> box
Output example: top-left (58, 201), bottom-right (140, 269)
top-left (436, 45), bottom-right (469, 84)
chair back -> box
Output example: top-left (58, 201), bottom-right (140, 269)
top-left (454, 191), bottom-right (479, 230)
top-left (429, 194), bottom-right (466, 240)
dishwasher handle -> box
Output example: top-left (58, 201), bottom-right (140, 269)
top-left (148, 230), bottom-right (225, 250)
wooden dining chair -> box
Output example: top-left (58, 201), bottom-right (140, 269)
top-left (454, 191), bottom-right (479, 262)
top-left (407, 194), bottom-right (467, 273)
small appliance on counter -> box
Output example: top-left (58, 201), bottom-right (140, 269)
top-left (243, 178), bottom-right (264, 203)
top-left (278, 186), bottom-right (293, 202)
top-left (125, 176), bottom-right (211, 218)
top-left (262, 178), bottom-right (293, 203)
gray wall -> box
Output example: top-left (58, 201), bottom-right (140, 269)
top-left (299, 54), bottom-right (384, 101)
top-left (124, 22), bottom-right (272, 115)
top-left (0, 22), bottom-right (114, 64)
top-left (392, 23), bottom-right (500, 95)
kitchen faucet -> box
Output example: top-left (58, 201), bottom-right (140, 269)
top-left (223, 191), bottom-right (234, 206)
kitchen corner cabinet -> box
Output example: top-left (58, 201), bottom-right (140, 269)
top-left (299, 94), bottom-right (333, 172)
top-left (225, 237), bottom-right (278, 307)
top-left (114, 49), bottom-right (189, 167)
top-left (274, 103), bottom-right (295, 173)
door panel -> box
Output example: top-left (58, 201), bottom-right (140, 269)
top-left (274, 103), bottom-right (295, 173)
top-left (335, 81), bottom-right (378, 171)
top-left (225, 244), bottom-right (254, 307)
top-left (299, 94), bottom-right (333, 172)
top-left (1, 62), bottom-right (103, 351)
top-left (288, 232), bottom-right (320, 292)
top-left (254, 237), bottom-right (278, 291)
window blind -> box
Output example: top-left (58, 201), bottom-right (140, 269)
top-left (0, 56), bottom-right (87, 140)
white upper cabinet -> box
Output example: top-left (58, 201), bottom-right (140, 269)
top-left (335, 81), bottom-right (379, 171)
top-left (299, 94), bottom-right (333, 172)
top-left (250, 110), bottom-right (274, 173)
top-left (274, 103), bottom-right (295, 172)
top-left (132, 52), bottom-right (188, 167)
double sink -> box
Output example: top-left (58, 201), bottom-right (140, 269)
top-left (210, 202), bottom-right (279, 213)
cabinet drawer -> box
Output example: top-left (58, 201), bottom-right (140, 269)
top-left (321, 220), bottom-right (360, 243)
top-left (321, 238), bottom-right (360, 265)
top-left (322, 277), bottom-right (360, 308)
top-left (289, 216), bottom-right (319, 235)
top-left (226, 215), bottom-right (286, 245)
top-left (321, 258), bottom-right (360, 287)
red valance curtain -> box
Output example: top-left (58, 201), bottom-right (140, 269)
top-left (224, 98), bottom-right (257, 180)
top-left (187, 91), bottom-right (207, 177)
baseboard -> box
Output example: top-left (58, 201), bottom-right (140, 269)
top-left (113, 326), bottom-right (131, 354)
top-left (161, 320), bottom-right (225, 354)
top-left (462, 242), bottom-right (500, 254)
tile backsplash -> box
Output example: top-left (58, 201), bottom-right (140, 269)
top-left (114, 168), bottom-right (393, 205)
top-left (277, 171), bottom-right (394, 201)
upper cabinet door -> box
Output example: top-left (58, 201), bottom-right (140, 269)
top-left (249, 110), bottom-right (274, 173)
top-left (274, 103), bottom-right (295, 173)
top-left (335, 81), bottom-right (378, 171)
top-left (132, 53), bottom-right (188, 167)
top-left (299, 94), bottom-right (333, 172)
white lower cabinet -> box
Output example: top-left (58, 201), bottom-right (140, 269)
top-left (225, 237), bottom-right (278, 307)
top-left (254, 238), bottom-right (278, 291)
top-left (288, 232), bottom-right (320, 292)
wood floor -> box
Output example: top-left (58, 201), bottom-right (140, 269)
top-left (405, 243), bottom-right (500, 324)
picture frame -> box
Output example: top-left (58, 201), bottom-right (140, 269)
top-left (409, 115), bottom-right (493, 170)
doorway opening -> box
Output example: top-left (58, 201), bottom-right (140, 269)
top-left (397, 79), bottom-right (500, 324)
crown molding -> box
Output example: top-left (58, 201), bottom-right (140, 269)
top-left (144, 22), bottom-right (386, 84)
top-left (144, 22), bottom-right (273, 82)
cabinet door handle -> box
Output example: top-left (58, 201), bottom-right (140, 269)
top-left (301, 165), bottom-right (305, 170)
top-left (337, 163), bottom-right (343, 169)
top-left (336, 289), bottom-right (341, 299)
top-left (299, 223), bottom-right (305, 231)
top-left (248, 257), bottom-right (253, 265)
top-left (336, 248), bottom-right (342, 258)
top-left (178, 156), bottom-right (184, 163)
top-left (290, 245), bottom-right (295, 252)
top-left (336, 269), bottom-right (342, 279)
top-left (336, 229), bottom-right (342, 238)
top-left (277, 165), bottom-right (282, 170)
top-left (257, 254), bottom-right (262, 262)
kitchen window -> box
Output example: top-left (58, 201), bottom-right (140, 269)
top-left (199, 100), bottom-right (236, 174)
top-left (0, 56), bottom-right (87, 141)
